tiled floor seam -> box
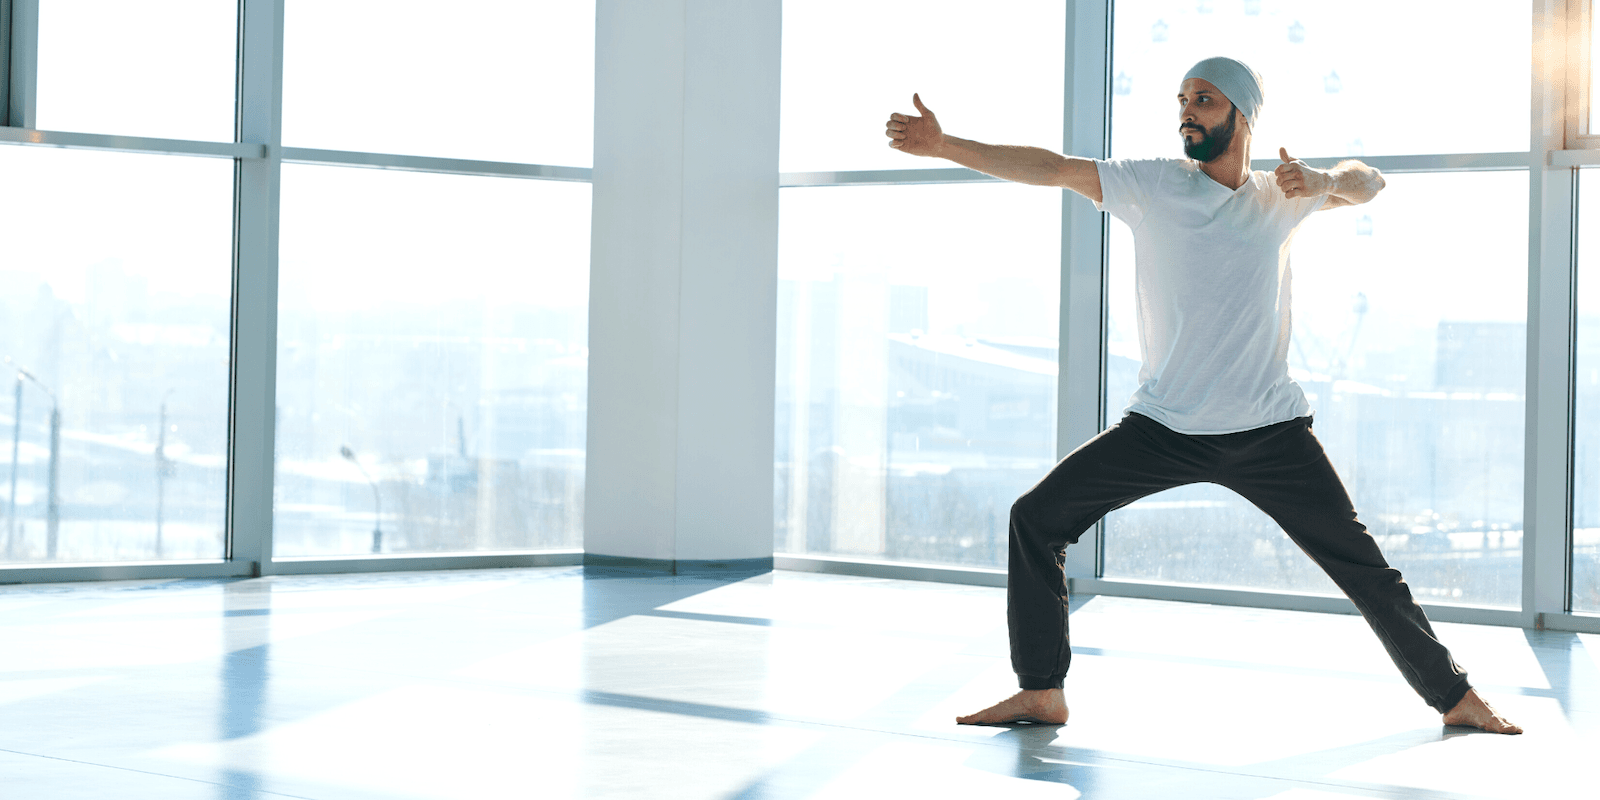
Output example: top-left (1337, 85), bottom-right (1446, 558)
top-left (0, 746), bottom-right (321, 800)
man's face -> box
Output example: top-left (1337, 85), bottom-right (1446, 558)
top-left (1177, 77), bottom-right (1242, 163)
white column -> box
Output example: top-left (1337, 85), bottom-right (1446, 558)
top-left (585, 0), bottom-right (780, 571)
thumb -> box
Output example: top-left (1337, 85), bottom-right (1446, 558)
top-left (1279, 147), bottom-right (1293, 164)
top-left (913, 93), bottom-right (931, 116)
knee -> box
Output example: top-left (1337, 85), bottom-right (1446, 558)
top-left (1011, 491), bottom-right (1087, 551)
top-left (1010, 491), bottom-right (1044, 529)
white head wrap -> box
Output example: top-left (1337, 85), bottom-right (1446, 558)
top-left (1182, 57), bottom-right (1263, 130)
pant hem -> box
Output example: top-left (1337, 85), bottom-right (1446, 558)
top-left (1018, 674), bottom-right (1065, 690)
top-left (1434, 677), bottom-right (1472, 714)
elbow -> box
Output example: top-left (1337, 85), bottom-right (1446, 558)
top-left (1345, 168), bottom-right (1384, 205)
top-left (1357, 176), bottom-right (1384, 205)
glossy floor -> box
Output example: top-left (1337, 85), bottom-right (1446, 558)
top-left (1, 567), bottom-right (1594, 799)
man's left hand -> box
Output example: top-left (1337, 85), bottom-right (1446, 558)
top-left (1274, 148), bottom-right (1330, 199)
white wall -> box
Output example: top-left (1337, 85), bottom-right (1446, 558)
top-left (585, 0), bottom-right (781, 568)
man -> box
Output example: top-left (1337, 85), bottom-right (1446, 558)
top-left (883, 56), bottom-right (1521, 734)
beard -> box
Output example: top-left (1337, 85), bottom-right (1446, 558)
top-left (1181, 106), bottom-right (1238, 163)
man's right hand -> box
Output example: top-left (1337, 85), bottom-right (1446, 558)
top-left (881, 97), bottom-right (1100, 201)
top-left (885, 93), bottom-right (943, 157)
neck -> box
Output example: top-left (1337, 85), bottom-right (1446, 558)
top-left (1199, 141), bottom-right (1251, 189)
top-left (1203, 134), bottom-right (1248, 190)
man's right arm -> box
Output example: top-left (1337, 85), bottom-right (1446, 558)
top-left (886, 94), bottom-right (1103, 203)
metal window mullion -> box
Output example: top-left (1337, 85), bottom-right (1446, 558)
top-left (1539, 610), bottom-right (1600, 632)
top-left (4, 0), bottom-right (36, 128)
top-left (228, 0), bottom-right (285, 576)
top-left (0, 127), bottom-right (258, 157)
top-left (281, 146), bottom-right (593, 180)
top-left (1553, 147), bottom-right (1600, 166)
top-left (1, 0), bottom-right (11, 124)
top-left (0, 561), bottom-right (245, 584)
top-left (774, 554), bottom-right (1532, 629)
top-left (1247, 152), bottom-right (1531, 173)
top-left (1525, 0), bottom-right (1577, 625)
top-left (1058, 0), bottom-right (1111, 581)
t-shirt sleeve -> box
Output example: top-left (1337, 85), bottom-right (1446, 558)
top-left (1268, 171), bottom-right (1328, 222)
top-left (1094, 159), bottom-right (1158, 228)
top-left (1287, 191), bottom-right (1327, 221)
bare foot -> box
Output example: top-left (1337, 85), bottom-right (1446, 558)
top-left (956, 688), bottom-right (1068, 726)
top-left (1441, 688), bottom-right (1523, 734)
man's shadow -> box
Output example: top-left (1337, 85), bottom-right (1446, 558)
top-left (962, 720), bottom-right (1480, 799)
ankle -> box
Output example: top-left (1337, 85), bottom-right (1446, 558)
top-left (1021, 688), bottom-right (1064, 704)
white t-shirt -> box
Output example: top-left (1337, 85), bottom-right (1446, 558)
top-left (1095, 157), bottom-right (1326, 434)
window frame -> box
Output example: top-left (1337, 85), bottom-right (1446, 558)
top-left (778, 0), bottom-right (1600, 636)
top-left (0, 0), bottom-right (1595, 637)
top-left (0, 0), bottom-right (587, 582)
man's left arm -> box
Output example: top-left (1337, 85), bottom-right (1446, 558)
top-left (1273, 147), bottom-right (1385, 209)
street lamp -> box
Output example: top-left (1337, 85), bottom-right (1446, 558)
top-left (340, 445), bottom-right (382, 553)
top-left (155, 389), bottom-right (175, 558)
top-left (4, 360), bottom-right (58, 560)
top-left (13, 364), bottom-right (59, 560)
top-left (6, 366), bottom-right (20, 560)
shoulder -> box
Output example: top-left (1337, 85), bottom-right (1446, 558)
top-left (1250, 169), bottom-right (1326, 215)
top-left (1104, 157), bottom-right (1188, 173)
top-left (1247, 169), bottom-right (1277, 196)
top-left (1099, 158), bottom-right (1189, 187)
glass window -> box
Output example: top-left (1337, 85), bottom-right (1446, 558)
top-left (1572, 170), bottom-right (1600, 613)
top-left (35, 0), bottom-right (237, 141)
top-left (282, 0), bottom-right (595, 166)
top-left (1110, 1), bottom-right (1531, 160)
top-left (274, 165), bottom-right (589, 557)
top-left (1104, 171), bottom-right (1528, 609)
top-left (0, 147), bottom-right (234, 564)
top-left (780, 0), bottom-right (1065, 173)
top-left (775, 183), bottom-right (1060, 568)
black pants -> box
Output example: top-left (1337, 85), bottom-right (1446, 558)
top-left (1009, 412), bottom-right (1472, 713)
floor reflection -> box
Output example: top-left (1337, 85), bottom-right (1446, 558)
top-left (219, 579), bottom-right (270, 799)
top-left (0, 568), bottom-right (1589, 799)
top-left (1524, 629), bottom-right (1600, 719)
